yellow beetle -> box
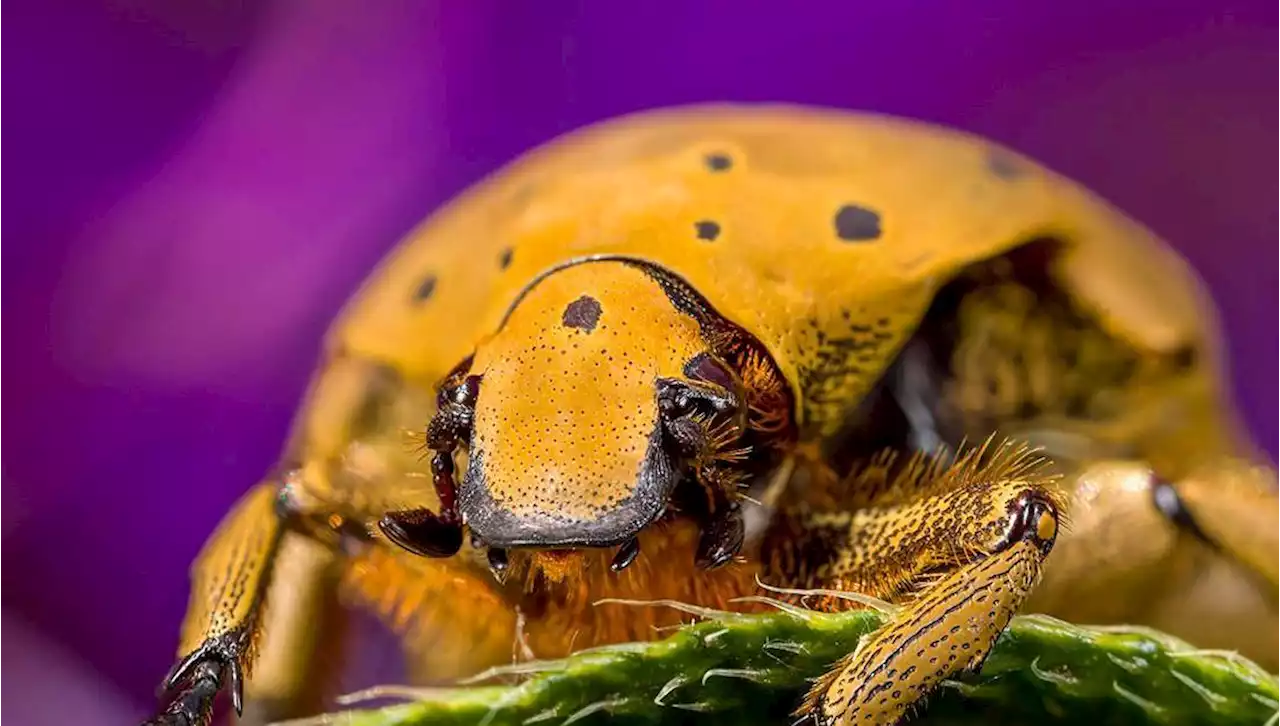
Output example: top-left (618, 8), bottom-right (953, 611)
top-left (143, 105), bottom-right (1277, 726)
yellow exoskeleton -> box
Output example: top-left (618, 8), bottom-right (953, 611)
top-left (143, 105), bottom-right (1277, 726)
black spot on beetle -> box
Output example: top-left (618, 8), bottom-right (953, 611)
top-left (562, 295), bottom-right (603, 332)
top-left (987, 151), bottom-right (1026, 180)
top-left (510, 184), bottom-right (536, 206)
top-left (498, 247), bottom-right (513, 269)
top-left (704, 152), bottom-right (733, 172)
top-left (412, 274), bottom-right (437, 302)
top-left (1171, 344), bottom-right (1198, 371)
top-left (694, 220), bottom-right (721, 241)
top-left (834, 204), bottom-right (882, 242)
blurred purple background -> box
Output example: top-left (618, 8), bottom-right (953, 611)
top-left (2, 1), bottom-right (1276, 723)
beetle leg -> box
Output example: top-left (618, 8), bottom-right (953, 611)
top-left (694, 473), bottom-right (746, 569)
top-left (1026, 457), bottom-right (1278, 670)
top-left (237, 534), bottom-right (348, 726)
top-left (695, 498), bottom-right (746, 569)
top-left (142, 659), bottom-right (227, 726)
top-left (801, 542), bottom-right (1045, 726)
top-left (145, 466), bottom-right (387, 725)
top-left (145, 483), bottom-right (284, 725)
top-left (1159, 458), bottom-right (1278, 587)
top-left (761, 440), bottom-right (1063, 726)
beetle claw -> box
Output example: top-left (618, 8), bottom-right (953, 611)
top-left (227, 657), bottom-right (244, 715)
top-left (610, 537), bottom-right (641, 572)
top-left (161, 646), bottom-right (203, 693)
top-left (146, 634), bottom-right (244, 726)
top-left (696, 503), bottom-right (744, 569)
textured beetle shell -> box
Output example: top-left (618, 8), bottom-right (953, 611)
top-left (331, 104), bottom-right (1226, 443)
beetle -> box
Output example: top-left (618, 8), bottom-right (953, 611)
top-left (143, 104), bottom-right (1278, 726)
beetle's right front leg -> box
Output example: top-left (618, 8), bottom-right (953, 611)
top-left (144, 467), bottom-right (390, 726)
top-left (143, 352), bottom-right (484, 725)
top-left (762, 440), bottom-right (1065, 726)
top-left (143, 483), bottom-right (286, 726)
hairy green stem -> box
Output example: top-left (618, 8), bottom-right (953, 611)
top-left (280, 602), bottom-right (1278, 726)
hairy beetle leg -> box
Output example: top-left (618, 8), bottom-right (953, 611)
top-left (801, 539), bottom-right (1047, 725)
top-left (763, 441), bottom-right (1063, 725)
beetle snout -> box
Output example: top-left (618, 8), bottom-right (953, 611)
top-left (456, 443), bottom-right (678, 552)
top-left (458, 482), bottom-right (668, 551)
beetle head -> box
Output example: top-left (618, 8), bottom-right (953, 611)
top-left (398, 259), bottom-right (796, 575)
top-left (455, 260), bottom-right (752, 551)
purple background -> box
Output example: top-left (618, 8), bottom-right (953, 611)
top-left (3, 1), bottom-right (1275, 723)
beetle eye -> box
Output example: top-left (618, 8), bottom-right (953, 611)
top-left (683, 352), bottom-right (735, 390)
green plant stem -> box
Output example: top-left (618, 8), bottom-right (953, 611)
top-left (284, 602), bottom-right (1278, 726)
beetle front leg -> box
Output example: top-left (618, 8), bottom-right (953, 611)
top-left (762, 441), bottom-right (1063, 726)
top-left (802, 541), bottom-right (1047, 725)
top-left (145, 473), bottom-right (379, 726)
top-left (144, 483), bottom-right (284, 726)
